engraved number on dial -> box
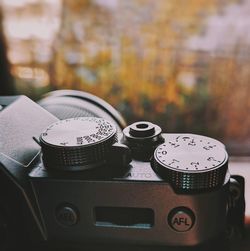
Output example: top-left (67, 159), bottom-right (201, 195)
top-left (155, 135), bottom-right (227, 172)
top-left (41, 117), bottom-right (116, 147)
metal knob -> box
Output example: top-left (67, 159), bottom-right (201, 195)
top-left (40, 117), bottom-right (118, 171)
top-left (152, 134), bottom-right (228, 192)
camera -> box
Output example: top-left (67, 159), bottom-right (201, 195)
top-left (0, 91), bottom-right (245, 250)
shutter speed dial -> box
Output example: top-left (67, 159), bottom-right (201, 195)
top-left (40, 117), bottom-right (122, 171)
top-left (152, 134), bottom-right (228, 192)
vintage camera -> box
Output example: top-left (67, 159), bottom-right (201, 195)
top-left (0, 90), bottom-right (245, 250)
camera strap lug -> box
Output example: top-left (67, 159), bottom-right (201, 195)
top-left (227, 175), bottom-right (245, 240)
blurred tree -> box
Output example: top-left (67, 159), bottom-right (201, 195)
top-left (208, 54), bottom-right (250, 142)
top-left (15, 0), bottom-right (247, 153)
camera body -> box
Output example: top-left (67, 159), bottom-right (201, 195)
top-left (0, 94), bottom-right (245, 250)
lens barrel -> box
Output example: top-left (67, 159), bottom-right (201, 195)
top-left (38, 90), bottom-right (126, 132)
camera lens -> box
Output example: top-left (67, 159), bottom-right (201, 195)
top-left (38, 90), bottom-right (126, 132)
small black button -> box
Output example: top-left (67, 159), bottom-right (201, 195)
top-left (55, 204), bottom-right (79, 226)
top-left (168, 207), bottom-right (195, 232)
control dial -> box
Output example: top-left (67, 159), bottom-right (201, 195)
top-left (152, 134), bottom-right (228, 192)
top-left (40, 117), bottom-right (118, 171)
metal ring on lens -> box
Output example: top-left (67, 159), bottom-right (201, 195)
top-left (38, 90), bottom-right (126, 132)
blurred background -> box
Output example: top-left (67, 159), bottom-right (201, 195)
top-left (0, 0), bottom-right (250, 155)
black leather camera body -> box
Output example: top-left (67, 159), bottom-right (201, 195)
top-left (0, 92), bottom-right (245, 250)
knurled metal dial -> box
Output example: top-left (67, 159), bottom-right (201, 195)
top-left (152, 134), bottom-right (228, 192)
top-left (40, 117), bottom-right (117, 171)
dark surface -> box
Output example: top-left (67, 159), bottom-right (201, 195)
top-left (9, 225), bottom-right (250, 251)
top-left (15, 236), bottom-right (231, 251)
top-left (0, 8), bottom-right (15, 96)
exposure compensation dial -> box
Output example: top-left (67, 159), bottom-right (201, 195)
top-left (153, 134), bottom-right (228, 192)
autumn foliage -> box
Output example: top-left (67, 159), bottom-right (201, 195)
top-left (3, 0), bottom-right (250, 154)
